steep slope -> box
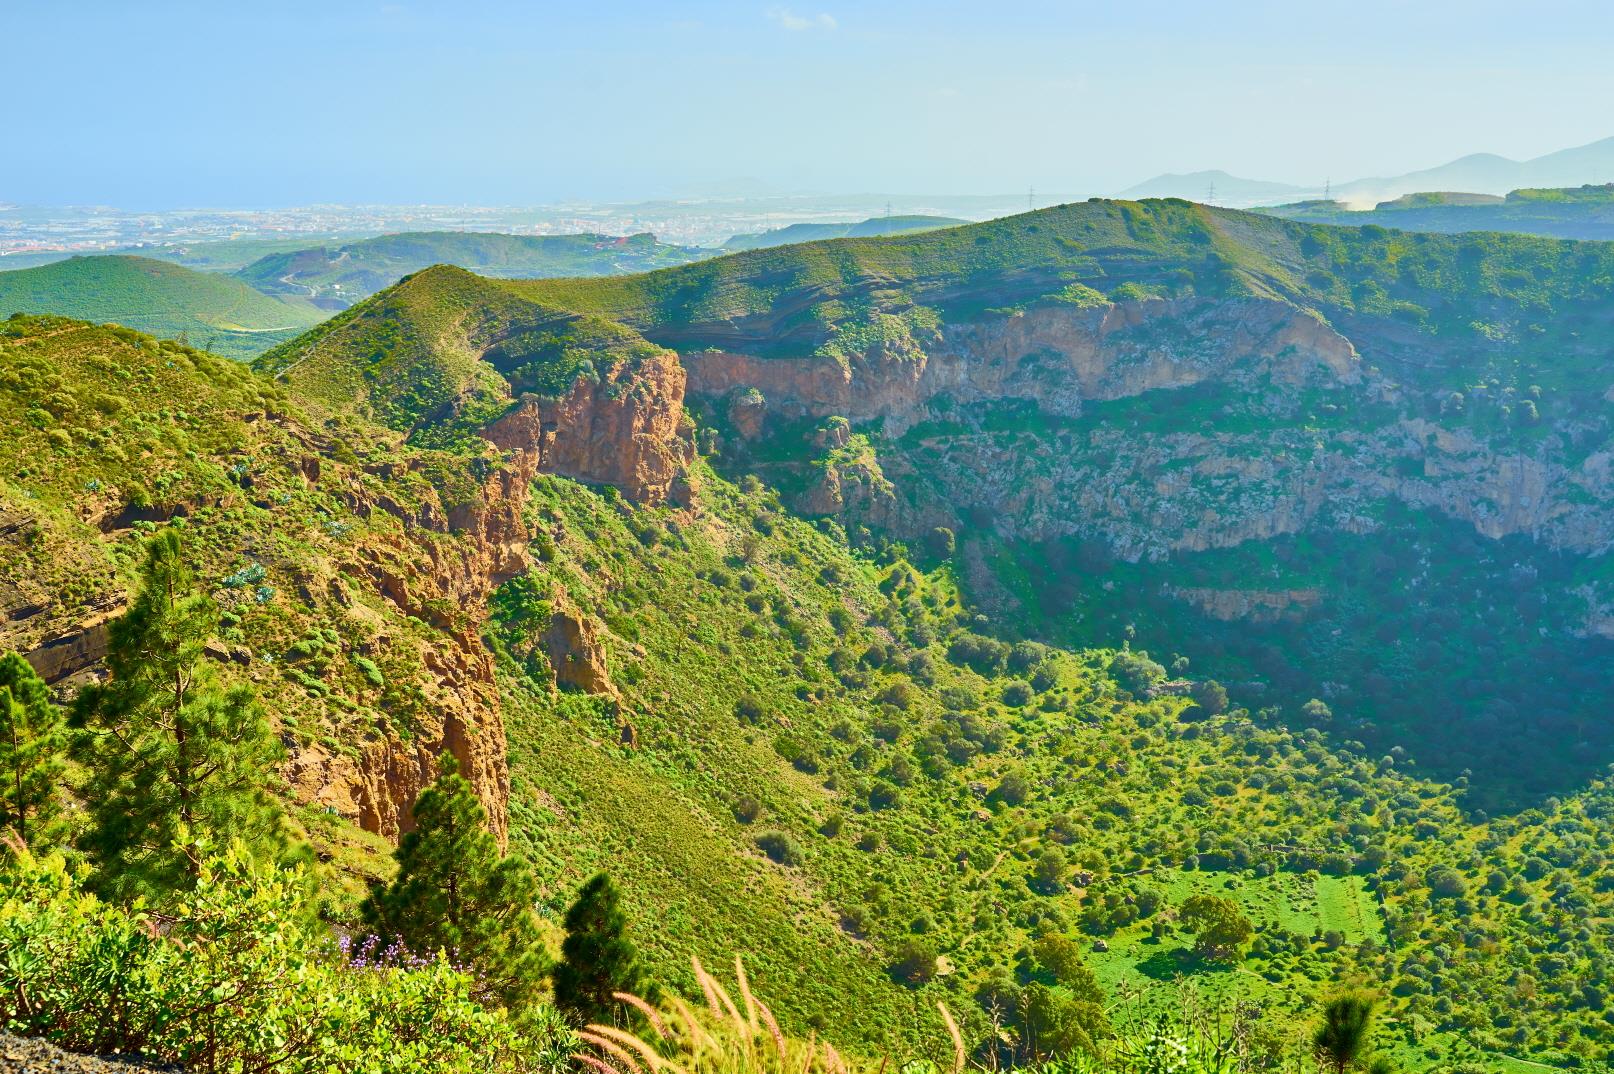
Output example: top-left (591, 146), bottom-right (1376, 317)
top-left (723, 216), bottom-right (967, 252)
top-left (0, 255), bottom-right (324, 359)
top-left (255, 265), bottom-right (694, 502)
top-left (236, 231), bottom-right (710, 310)
top-left (503, 199), bottom-right (1614, 805)
top-left (0, 314), bottom-right (513, 860)
top-left (10, 284), bottom-right (1614, 1065)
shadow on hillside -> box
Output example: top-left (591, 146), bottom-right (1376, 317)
top-left (1135, 947), bottom-right (1234, 981)
top-left (1006, 520), bottom-right (1614, 816)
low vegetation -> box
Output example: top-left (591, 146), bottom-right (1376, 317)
top-left (5, 188), bottom-right (1614, 1070)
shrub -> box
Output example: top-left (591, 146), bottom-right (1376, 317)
top-left (755, 830), bottom-right (804, 867)
top-left (1001, 681), bottom-right (1034, 707)
top-left (993, 771), bottom-right (1031, 807)
top-left (888, 939), bottom-right (938, 985)
top-left (0, 851), bottom-right (550, 1073)
top-left (1108, 650), bottom-right (1165, 695)
top-left (947, 633), bottom-right (1009, 674)
top-left (868, 781), bottom-right (903, 811)
top-left (733, 796), bottom-right (763, 824)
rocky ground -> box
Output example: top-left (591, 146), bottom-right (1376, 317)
top-left (0, 1036), bottom-right (169, 1074)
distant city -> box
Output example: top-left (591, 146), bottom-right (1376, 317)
top-left (0, 193), bottom-right (1048, 265)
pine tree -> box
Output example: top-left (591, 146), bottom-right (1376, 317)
top-left (0, 651), bottom-right (67, 850)
top-left (363, 754), bottom-right (546, 1013)
top-left (554, 872), bottom-right (651, 1023)
top-left (1313, 991), bottom-right (1379, 1074)
top-left (71, 530), bottom-right (285, 900)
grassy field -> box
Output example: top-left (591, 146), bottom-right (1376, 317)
top-left (1083, 870), bottom-right (1384, 1021)
top-left (0, 255), bottom-right (324, 359)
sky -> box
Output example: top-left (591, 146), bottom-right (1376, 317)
top-left (7, 0), bottom-right (1614, 208)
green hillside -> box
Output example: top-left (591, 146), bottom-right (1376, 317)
top-left (722, 215), bottom-right (968, 252)
top-left (13, 312), bottom-right (1614, 1067)
top-left (0, 255), bottom-right (324, 359)
top-left (249, 195), bottom-right (1614, 1062)
top-left (235, 231), bottom-right (710, 309)
top-left (12, 197), bottom-right (1614, 1069)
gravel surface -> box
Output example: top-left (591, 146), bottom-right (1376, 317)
top-left (0, 1036), bottom-right (169, 1074)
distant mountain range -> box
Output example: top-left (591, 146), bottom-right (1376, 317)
top-left (1123, 134), bottom-right (1614, 208)
top-left (1258, 184), bottom-right (1614, 241)
top-left (1117, 170), bottom-right (1309, 206)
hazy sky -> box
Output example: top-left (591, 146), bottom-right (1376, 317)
top-left (9, 0), bottom-right (1614, 207)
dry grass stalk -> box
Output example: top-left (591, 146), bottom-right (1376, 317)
top-left (586, 1025), bottom-right (671, 1073)
top-left (734, 955), bottom-right (760, 1034)
top-left (669, 993), bottom-right (718, 1054)
top-left (692, 956), bottom-right (748, 1042)
top-left (578, 1029), bottom-right (648, 1074)
top-left (822, 1041), bottom-right (849, 1074)
top-left (692, 956), bottom-right (726, 1020)
top-left (755, 998), bottom-right (788, 1069)
top-left (937, 1002), bottom-right (965, 1074)
top-left (615, 991), bottom-right (672, 1040)
top-left (576, 1053), bottom-right (628, 1074)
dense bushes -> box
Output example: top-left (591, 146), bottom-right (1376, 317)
top-left (0, 850), bottom-right (569, 1074)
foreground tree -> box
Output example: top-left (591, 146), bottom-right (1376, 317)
top-left (1313, 991), bottom-right (1379, 1074)
top-left (0, 651), bottom-right (67, 849)
top-left (72, 531), bottom-right (286, 899)
top-left (553, 872), bottom-right (650, 1023)
top-left (364, 754), bottom-right (547, 1013)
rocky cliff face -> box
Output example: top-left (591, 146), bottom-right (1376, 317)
top-left (686, 297), bottom-right (1359, 437)
top-left (263, 346), bottom-right (696, 844)
top-left (3, 313), bottom-right (697, 854)
top-left (484, 352), bottom-right (694, 507)
top-left (678, 291), bottom-right (1613, 643)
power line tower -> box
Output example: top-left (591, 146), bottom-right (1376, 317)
top-left (1207, 179), bottom-right (1217, 206)
top-left (885, 200), bottom-right (892, 219)
top-left (1324, 177), bottom-right (1332, 201)
top-left (1028, 185), bottom-right (1035, 212)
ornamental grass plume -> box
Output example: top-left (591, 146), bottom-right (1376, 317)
top-left (615, 990), bottom-right (671, 1039)
top-left (574, 956), bottom-right (926, 1074)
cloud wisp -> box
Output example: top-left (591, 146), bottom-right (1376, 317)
top-left (767, 7), bottom-right (836, 32)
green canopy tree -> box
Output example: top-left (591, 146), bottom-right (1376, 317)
top-left (1178, 894), bottom-right (1254, 962)
top-left (1313, 991), bottom-right (1379, 1074)
top-left (363, 754), bottom-right (546, 1014)
top-left (553, 872), bottom-right (651, 1023)
top-left (0, 651), bottom-right (67, 850)
top-left (1019, 982), bottom-right (1111, 1063)
top-left (71, 531), bottom-right (286, 899)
